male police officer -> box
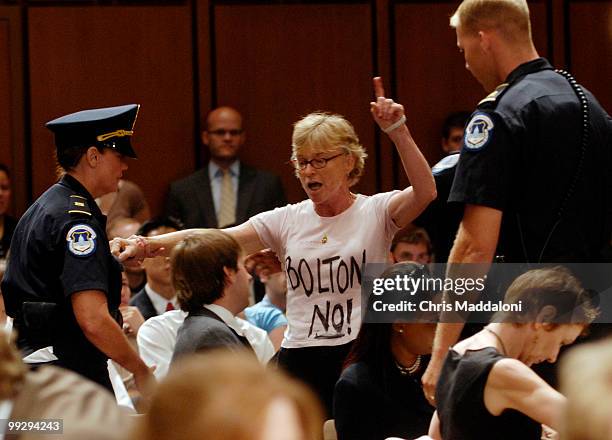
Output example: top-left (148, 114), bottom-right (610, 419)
top-left (421, 0), bottom-right (612, 404)
top-left (2, 105), bottom-right (153, 393)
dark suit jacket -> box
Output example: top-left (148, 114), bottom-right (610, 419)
top-left (128, 287), bottom-right (158, 320)
top-left (164, 162), bottom-right (287, 228)
top-left (172, 307), bottom-right (252, 362)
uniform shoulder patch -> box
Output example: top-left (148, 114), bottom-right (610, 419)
top-left (66, 224), bottom-right (97, 257)
top-left (464, 112), bottom-right (495, 152)
top-left (67, 195), bottom-right (92, 216)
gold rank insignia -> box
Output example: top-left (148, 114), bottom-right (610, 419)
top-left (68, 195), bottom-right (92, 216)
top-left (478, 83), bottom-right (509, 105)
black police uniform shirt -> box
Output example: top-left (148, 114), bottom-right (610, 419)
top-left (2, 174), bottom-right (122, 365)
top-left (449, 58), bottom-right (612, 263)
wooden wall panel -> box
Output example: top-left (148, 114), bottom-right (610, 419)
top-left (28, 5), bottom-right (195, 216)
top-left (0, 20), bottom-right (12, 171)
top-left (212, 3), bottom-right (375, 203)
top-left (394, 2), bottom-right (483, 188)
top-left (0, 7), bottom-right (25, 216)
top-left (569, 1), bottom-right (612, 113)
top-left (394, 1), bottom-right (550, 188)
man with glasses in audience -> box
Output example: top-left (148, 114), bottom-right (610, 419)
top-left (165, 106), bottom-right (286, 229)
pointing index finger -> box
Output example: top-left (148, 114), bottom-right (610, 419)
top-left (373, 76), bottom-right (385, 99)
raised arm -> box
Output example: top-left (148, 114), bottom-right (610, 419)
top-left (370, 77), bottom-right (436, 228)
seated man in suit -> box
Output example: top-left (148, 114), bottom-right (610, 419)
top-left (129, 217), bottom-right (182, 320)
top-left (165, 106), bottom-right (287, 228)
top-left (171, 230), bottom-right (254, 362)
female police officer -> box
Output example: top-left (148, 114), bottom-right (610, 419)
top-left (1, 105), bottom-right (153, 394)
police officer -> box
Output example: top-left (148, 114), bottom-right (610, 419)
top-left (421, 0), bottom-right (612, 404)
top-left (2, 104), bottom-right (153, 393)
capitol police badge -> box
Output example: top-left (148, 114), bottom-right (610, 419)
top-left (66, 224), bottom-right (97, 257)
top-left (464, 112), bottom-right (494, 151)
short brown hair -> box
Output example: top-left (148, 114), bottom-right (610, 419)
top-left (132, 351), bottom-right (324, 440)
top-left (497, 266), bottom-right (598, 325)
top-left (450, 0), bottom-right (532, 44)
top-left (171, 231), bottom-right (241, 313)
top-left (390, 227), bottom-right (432, 254)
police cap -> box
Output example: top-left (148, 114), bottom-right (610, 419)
top-left (46, 104), bottom-right (140, 158)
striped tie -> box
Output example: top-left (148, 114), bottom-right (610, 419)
top-left (218, 168), bottom-right (236, 227)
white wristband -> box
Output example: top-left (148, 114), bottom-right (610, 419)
top-left (383, 115), bottom-right (406, 133)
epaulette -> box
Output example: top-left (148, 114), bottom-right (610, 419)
top-left (67, 194), bottom-right (92, 216)
top-left (478, 83), bottom-right (509, 106)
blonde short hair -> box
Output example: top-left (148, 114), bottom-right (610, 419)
top-left (560, 339), bottom-right (612, 440)
top-left (291, 112), bottom-right (367, 186)
top-left (450, 0), bottom-right (532, 44)
top-left (132, 351), bottom-right (324, 440)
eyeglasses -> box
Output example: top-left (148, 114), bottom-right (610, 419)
top-left (294, 153), bottom-right (345, 170)
top-left (207, 129), bottom-right (244, 137)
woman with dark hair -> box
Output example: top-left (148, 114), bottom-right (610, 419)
top-left (333, 262), bottom-right (437, 440)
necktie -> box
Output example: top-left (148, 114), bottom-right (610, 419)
top-left (218, 169), bottom-right (236, 227)
top-left (165, 302), bottom-right (175, 312)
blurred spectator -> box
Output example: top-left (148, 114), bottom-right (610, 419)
top-left (131, 351), bottom-right (323, 440)
top-left (108, 217), bottom-right (145, 293)
top-left (165, 106), bottom-right (286, 228)
top-left (0, 330), bottom-right (131, 440)
top-left (129, 217), bottom-right (182, 320)
top-left (440, 111), bottom-right (470, 154)
top-left (390, 228), bottom-right (432, 264)
top-left (96, 179), bottom-right (150, 226)
top-left (560, 338), bottom-right (612, 440)
top-left (0, 164), bottom-right (16, 278)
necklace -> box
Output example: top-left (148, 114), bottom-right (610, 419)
top-left (394, 355), bottom-right (422, 376)
top-left (484, 326), bottom-right (508, 356)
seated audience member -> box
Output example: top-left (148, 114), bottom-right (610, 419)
top-left (334, 262), bottom-right (436, 440)
top-left (0, 164), bottom-right (16, 278)
top-left (0, 331), bottom-right (131, 440)
top-left (171, 230), bottom-right (257, 361)
top-left (439, 111), bottom-right (470, 155)
top-left (137, 309), bottom-right (274, 380)
top-left (112, 271), bottom-right (146, 403)
top-left (108, 217), bottom-right (145, 293)
top-left (243, 271), bottom-right (288, 351)
top-left (96, 178), bottom-right (150, 226)
top-left (129, 217), bottom-right (182, 319)
top-left (389, 228), bottom-right (433, 264)
top-left (430, 266), bottom-right (598, 440)
top-left (120, 271), bottom-right (145, 337)
top-left (131, 351), bottom-right (323, 440)
top-left (559, 339), bottom-right (612, 440)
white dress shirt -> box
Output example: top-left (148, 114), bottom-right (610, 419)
top-left (137, 307), bottom-right (274, 380)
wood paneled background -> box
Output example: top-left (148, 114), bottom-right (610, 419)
top-left (1, 0), bottom-right (610, 217)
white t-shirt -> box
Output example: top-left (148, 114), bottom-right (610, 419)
top-left (250, 191), bottom-right (400, 348)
